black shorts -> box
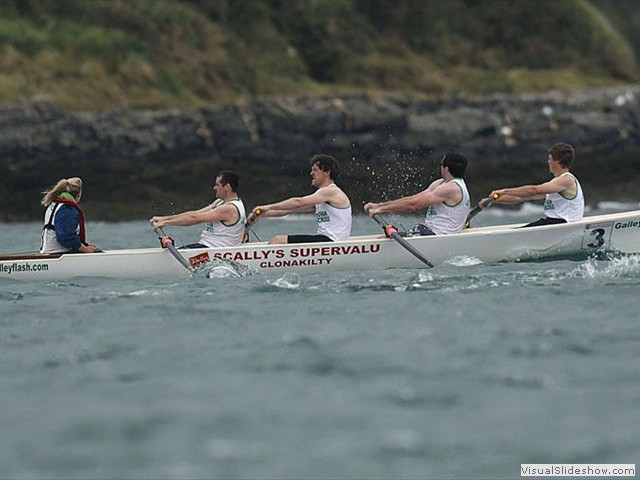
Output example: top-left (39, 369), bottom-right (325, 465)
top-left (287, 234), bottom-right (333, 243)
top-left (522, 217), bottom-right (567, 228)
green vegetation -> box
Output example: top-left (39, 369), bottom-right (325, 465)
top-left (0, 0), bottom-right (638, 110)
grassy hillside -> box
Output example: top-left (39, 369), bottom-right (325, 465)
top-left (0, 0), bottom-right (638, 110)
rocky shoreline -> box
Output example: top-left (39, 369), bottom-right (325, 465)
top-left (1, 86), bottom-right (639, 221)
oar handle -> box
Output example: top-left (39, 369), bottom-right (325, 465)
top-left (369, 214), bottom-right (399, 239)
top-left (243, 209), bottom-right (262, 243)
top-left (483, 192), bottom-right (500, 207)
top-left (369, 213), bottom-right (394, 236)
top-left (367, 208), bottom-right (398, 237)
top-left (369, 212), bottom-right (434, 268)
top-left (156, 230), bottom-right (175, 249)
top-left (246, 208), bottom-right (262, 227)
top-left (464, 193), bottom-right (500, 228)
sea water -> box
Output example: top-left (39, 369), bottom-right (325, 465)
top-left (1, 204), bottom-right (639, 479)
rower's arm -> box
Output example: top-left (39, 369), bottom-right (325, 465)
top-left (261, 207), bottom-right (310, 217)
top-left (255, 190), bottom-right (327, 216)
top-left (491, 193), bottom-right (530, 205)
top-left (152, 204), bottom-right (237, 227)
top-left (492, 178), bottom-right (569, 203)
top-left (259, 202), bottom-right (315, 217)
top-left (196, 199), bottom-right (223, 213)
top-left (369, 182), bottom-right (452, 215)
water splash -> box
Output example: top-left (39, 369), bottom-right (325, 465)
top-left (205, 265), bottom-right (242, 279)
top-left (416, 270), bottom-right (434, 282)
top-left (349, 145), bottom-right (435, 202)
top-left (268, 272), bottom-right (301, 289)
top-left (192, 259), bottom-right (255, 279)
top-left (571, 254), bottom-right (640, 279)
top-left (444, 255), bottom-right (484, 267)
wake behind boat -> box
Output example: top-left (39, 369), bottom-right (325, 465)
top-left (2, 210), bottom-right (640, 281)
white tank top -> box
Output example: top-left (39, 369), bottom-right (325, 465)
top-left (315, 197), bottom-right (352, 242)
top-left (543, 173), bottom-right (584, 222)
top-left (198, 198), bottom-right (247, 247)
top-left (424, 178), bottom-right (471, 234)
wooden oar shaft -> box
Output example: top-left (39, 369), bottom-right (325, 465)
top-left (154, 227), bottom-right (193, 272)
top-left (371, 214), bottom-right (434, 268)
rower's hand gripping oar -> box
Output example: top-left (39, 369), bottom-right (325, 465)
top-left (243, 209), bottom-right (262, 243)
top-left (367, 209), bottom-right (434, 268)
top-left (464, 193), bottom-right (500, 229)
top-left (153, 227), bottom-right (194, 273)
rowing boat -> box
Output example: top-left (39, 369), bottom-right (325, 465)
top-left (2, 210), bottom-right (640, 281)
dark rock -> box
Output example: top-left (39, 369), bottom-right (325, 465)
top-left (0, 86), bottom-right (639, 221)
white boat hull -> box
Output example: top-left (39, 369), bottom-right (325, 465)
top-left (2, 210), bottom-right (640, 281)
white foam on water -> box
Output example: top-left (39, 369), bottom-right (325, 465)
top-left (571, 254), bottom-right (640, 279)
top-left (103, 289), bottom-right (169, 298)
top-left (417, 271), bottom-right (434, 282)
top-left (128, 290), bottom-right (160, 296)
top-left (192, 259), bottom-right (255, 279)
top-left (445, 255), bottom-right (484, 267)
top-left (268, 272), bottom-right (301, 289)
top-left (206, 265), bottom-right (241, 278)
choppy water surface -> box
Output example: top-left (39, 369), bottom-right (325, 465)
top-left (1, 205), bottom-right (639, 479)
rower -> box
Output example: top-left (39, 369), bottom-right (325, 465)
top-left (364, 152), bottom-right (471, 236)
top-left (149, 170), bottom-right (247, 248)
top-left (250, 155), bottom-right (352, 245)
top-left (480, 143), bottom-right (584, 227)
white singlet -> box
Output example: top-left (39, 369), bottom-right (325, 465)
top-left (543, 172), bottom-right (584, 222)
top-left (315, 196), bottom-right (352, 242)
top-left (198, 198), bottom-right (247, 247)
top-left (423, 178), bottom-right (471, 234)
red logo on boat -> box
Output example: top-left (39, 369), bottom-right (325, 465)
top-left (189, 252), bottom-right (210, 268)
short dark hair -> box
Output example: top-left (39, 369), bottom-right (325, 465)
top-left (441, 151), bottom-right (468, 178)
top-left (217, 170), bottom-right (240, 192)
top-left (310, 154), bottom-right (340, 180)
top-left (548, 143), bottom-right (575, 168)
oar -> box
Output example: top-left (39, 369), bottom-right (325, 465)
top-left (464, 193), bottom-right (500, 228)
top-left (153, 227), bottom-right (194, 273)
top-left (369, 212), bottom-right (434, 268)
top-left (243, 209), bottom-right (262, 243)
